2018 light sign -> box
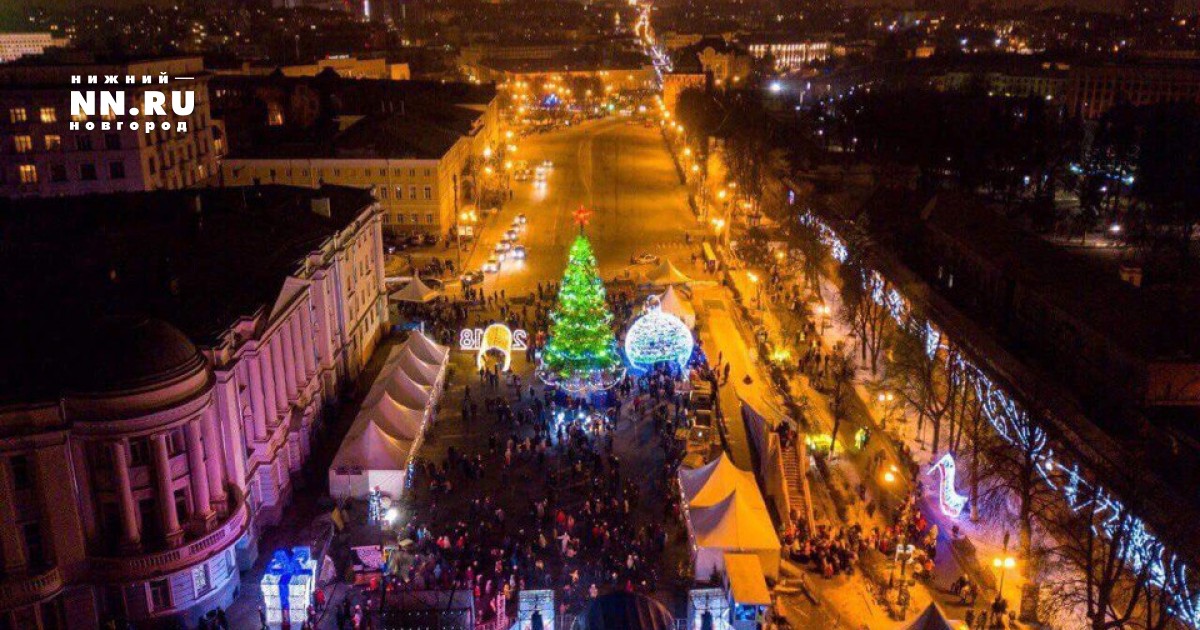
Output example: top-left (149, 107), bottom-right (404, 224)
top-left (460, 324), bottom-right (528, 372)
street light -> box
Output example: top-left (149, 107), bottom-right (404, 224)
top-left (482, 146), bottom-right (493, 160)
top-left (994, 555), bottom-right (1016, 595)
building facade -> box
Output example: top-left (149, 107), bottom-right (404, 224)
top-left (0, 186), bottom-right (387, 629)
top-left (744, 39), bottom-right (832, 71)
top-left (0, 56), bottom-right (220, 197)
top-left (0, 33), bottom-right (68, 64)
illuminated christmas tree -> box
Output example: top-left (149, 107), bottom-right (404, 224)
top-left (539, 207), bottom-right (623, 392)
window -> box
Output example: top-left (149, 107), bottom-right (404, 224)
top-left (378, 187), bottom-right (388, 199)
top-left (49, 164), bottom-right (66, 182)
top-left (70, 111), bottom-right (86, 123)
top-left (147, 156), bottom-right (156, 175)
top-left (408, 168), bottom-right (415, 177)
top-left (408, 185), bottom-right (416, 200)
top-left (148, 579), bottom-right (171, 611)
top-left (192, 564), bottom-right (211, 597)
top-left (410, 213), bottom-right (418, 224)
top-left (39, 107), bottom-right (56, 123)
top-left (18, 164), bottom-right (37, 184)
top-left (9, 455), bottom-right (32, 490)
top-left (424, 168), bottom-right (431, 177)
top-left (426, 213), bottom-right (433, 224)
top-left (104, 133), bottom-right (121, 150)
top-left (423, 186), bottom-right (432, 200)
top-left (80, 163), bottom-right (97, 181)
top-left (9, 108), bottom-right (26, 123)
top-left (44, 134), bottom-right (61, 150)
top-left (13, 135), bottom-right (32, 153)
top-left (109, 161), bottom-right (126, 179)
top-left (396, 214), bottom-right (405, 224)
top-left (22, 523), bottom-right (45, 567)
top-left (128, 439), bottom-right (150, 467)
top-left (168, 429), bottom-right (185, 456)
top-left (75, 135), bottom-right (93, 151)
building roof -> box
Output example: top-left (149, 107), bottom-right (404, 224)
top-left (229, 112), bottom-right (467, 161)
top-left (0, 185), bottom-right (375, 403)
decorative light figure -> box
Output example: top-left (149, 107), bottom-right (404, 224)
top-left (928, 453), bottom-right (968, 519)
top-left (624, 298), bottom-right (694, 371)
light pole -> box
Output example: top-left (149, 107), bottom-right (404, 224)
top-left (994, 532), bottom-right (1016, 607)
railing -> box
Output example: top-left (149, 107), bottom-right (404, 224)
top-left (91, 500), bottom-right (248, 581)
top-left (0, 565), bottom-right (63, 610)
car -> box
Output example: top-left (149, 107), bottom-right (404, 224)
top-left (541, 159), bottom-right (553, 169)
top-left (460, 270), bottom-right (484, 285)
top-left (515, 169), bottom-right (531, 182)
top-left (495, 241), bottom-right (511, 254)
top-left (534, 167), bottom-right (547, 181)
top-left (631, 253), bottom-right (659, 265)
top-left (483, 257), bottom-right (501, 273)
top-left (516, 213), bottom-right (528, 225)
top-left (512, 245), bottom-right (527, 260)
top-left (505, 228), bottom-right (519, 241)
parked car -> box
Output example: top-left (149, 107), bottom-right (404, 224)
top-left (541, 159), bottom-right (554, 169)
top-left (631, 253), bottom-right (659, 265)
top-left (512, 245), bottom-right (527, 260)
top-left (483, 257), bottom-right (501, 274)
top-left (516, 213), bottom-right (528, 225)
top-left (460, 270), bottom-right (484, 285)
top-left (504, 228), bottom-right (519, 241)
top-left (495, 241), bottom-right (511, 255)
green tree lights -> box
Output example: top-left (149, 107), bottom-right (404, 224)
top-left (541, 235), bottom-right (621, 383)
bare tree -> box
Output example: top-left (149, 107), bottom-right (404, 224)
top-left (827, 350), bottom-right (856, 457)
top-left (884, 326), bottom-right (953, 453)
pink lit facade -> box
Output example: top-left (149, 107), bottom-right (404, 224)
top-left (0, 201), bottom-right (387, 629)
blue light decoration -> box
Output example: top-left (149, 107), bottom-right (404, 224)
top-left (796, 204), bottom-right (1200, 627)
top-left (928, 453), bottom-right (968, 519)
top-left (542, 93), bottom-right (561, 108)
top-left (261, 547), bottom-right (317, 627)
top-left (624, 299), bottom-right (694, 371)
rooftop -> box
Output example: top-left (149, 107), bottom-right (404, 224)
top-left (0, 185), bottom-right (375, 403)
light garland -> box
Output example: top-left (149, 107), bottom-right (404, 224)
top-left (928, 453), bottom-right (968, 519)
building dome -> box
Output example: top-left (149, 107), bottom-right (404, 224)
top-left (67, 316), bottom-right (205, 394)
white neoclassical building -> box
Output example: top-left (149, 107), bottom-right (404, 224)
top-left (0, 185), bottom-right (387, 629)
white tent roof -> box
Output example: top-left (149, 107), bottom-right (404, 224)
top-left (386, 345), bottom-right (442, 388)
top-left (374, 366), bottom-right (432, 411)
top-left (390, 276), bottom-right (441, 303)
top-left (689, 488), bottom-right (780, 552)
top-left (659, 286), bottom-right (695, 319)
top-left (403, 330), bottom-right (450, 365)
top-left (644, 259), bottom-right (693, 286)
top-left (680, 453), bottom-right (760, 509)
top-left (331, 417), bottom-right (414, 472)
top-left (359, 392), bottom-right (424, 440)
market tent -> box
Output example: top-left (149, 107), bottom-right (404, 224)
top-left (724, 553), bottom-right (771, 606)
top-left (902, 603), bottom-right (960, 630)
top-left (386, 344), bottom-right (443, 389)
top-left (358, 392), bottom-right (424, 440)
top-left (328, 417), bottom-right (414, 499)
top-left (679, 453), bottom-right (758, 509)
top-left (658, 285), bottom-right (695, 328)
top-left (643, 259), bottom-right (693, 286)
top-left (571, 592), bottom-right (674, 630)
top-left (390, 276), bottom-right (441, 303)
top-left (375, 365), bottom-right (432, 412)
top-left (688, 488), bottom-right (781, 580)
top-left (404, 330), bottom-right (450, 365)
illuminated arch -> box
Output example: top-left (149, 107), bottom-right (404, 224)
top-left (477, 323), bottom-right (515, 372)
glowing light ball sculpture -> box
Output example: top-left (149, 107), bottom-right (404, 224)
top-left (538, 211), bottom-right (624, 394)
top-left (624, 298), bottom-right (694, 371)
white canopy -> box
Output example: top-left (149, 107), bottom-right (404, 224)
top-left (659, 286), bottom-right (695, 328)
top-left (359, 392), bottom-right (424, 440)
top-left (390, 276), bottom-right (441, 303)
top-left (688, 488), bottom-right (781, 580)
top-left (328, 417), bottom-right (414, 499)
top-left (644, 259), bottom-right (693, 286)
top-left (679, 453), bottom-right (759, 509)
top-left (375, 365), bottom-right (432, 411)
top-left (403, 330), bottom-right (450, 365)
top-left (386, 345), bottom-right (443, 389)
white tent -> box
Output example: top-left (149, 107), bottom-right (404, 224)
top-left (390, 276), bottom-right (441, 303)
top-left (644, 259), bottom-right (693, 286)
top-left (359, 392), bottom-right (424, 440)
top-left (902, 603), bottom-right (961, 630)
top-left (679, 453), bottom-right (758, 509)
top-left (688, 488), bottom-right (781, 581)
top-left (375, 365), bottom-right (432, 412)
top-left (404, 330), bottom-right (450, 365)
top-left (659, 286), bottom-right (696, 329)
top-left (386, 344), bottom-right (443, 389)
top-left (328, 417), bottom-right (415, 499)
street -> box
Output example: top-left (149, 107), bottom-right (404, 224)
top-left (464, 118), bottom-right (698, 294)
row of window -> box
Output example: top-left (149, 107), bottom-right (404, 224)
top-left (247, 165), bottom-right (434, 180)
top-left (8, 107), bottom-right (58, 124)
top-left (10, 132), bottom-right (121, 153)
top-left (376, 185), bottom-right (433, 201)
top-left (382, 213), bottom-right (437, 225)
top-left (13, 161), bottom-right (126, 185)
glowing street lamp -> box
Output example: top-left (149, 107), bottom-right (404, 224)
top-left (482, 146), bottom-right (493, 160)
top-left (994, 554), bottom-right (1017, 598)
